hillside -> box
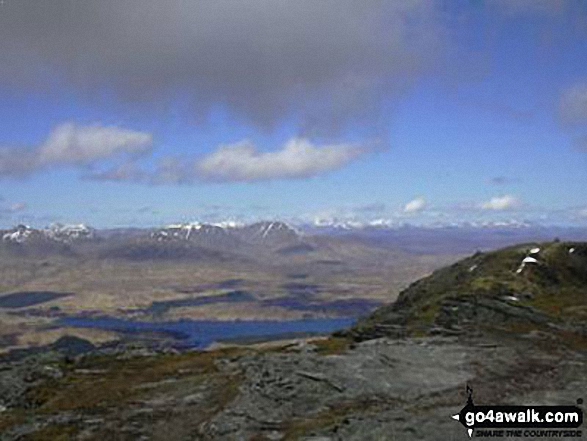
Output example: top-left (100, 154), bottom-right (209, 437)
top-left (350, 241), bottom-right (587, 340)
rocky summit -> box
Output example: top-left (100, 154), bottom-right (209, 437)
top-left (0, 242), bottom-right (586, 440)
top-left (350, 241), bottom-right (587, 341)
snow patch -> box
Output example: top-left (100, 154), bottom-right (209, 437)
top-left (2, 225), bottom-right (33, 243)
top-left (516, 254), bottom-right (540, 274)
top-left (211, 220), bottom-right (243, 229)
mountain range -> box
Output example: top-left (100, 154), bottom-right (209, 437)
top-left (3, 221), bottom-right (587, 259)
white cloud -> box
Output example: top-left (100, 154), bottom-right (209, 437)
top-left (87, 161), bottom-right (147, 183)
top-left (579, 208), bottom-right (587, 218)
top-left (196, 138), bottom-right (368, 182)
top-left (9, 202), bottom-right (27, 212)
top-left (0, 123), bottom-right (153, 178)
top-left (86, 137), bottom-right (373, 184)
top-left (0, 201), bottom-right (28, 217)
top-left (403, 197), bottom-right (427, 213)
top-left (481, 195), bottom-right (520, 211)
top-left (37, 123), bottom-right (152, 166)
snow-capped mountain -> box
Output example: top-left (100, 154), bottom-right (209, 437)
top-left (46, 223), bottom-right (95, 242)
top-left (102, 220), bottom-right (305, 261)
top-left (151, 223), bottom-right (227, 241)
top-left (239, 221), bottom-right (300, 244)
top-left (1, 219), bottom-right (586, 261)
top-left (1, 224), bottom-right (36, 243)
top-left (210, 220), bottom-right (244, 229)
top-left (254, 221), bottom-right (295, 235)
top-left (150, 220), bottom-right (301, 249)
top-left (311, 218), bottom-right (401, 230)
top-left (308, 218), bottom-right (534, 231)
top-left (1, 224), bottom-right (95, 244)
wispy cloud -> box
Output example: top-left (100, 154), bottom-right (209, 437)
top-left (0, 201), bottom-right (28, 218)
top-left (8, 202), bottom-right (27, 213)
top-left (481, 195), bottom-right (521, 211)
top-left (572, 135), bottom-right (587, 152)
top-left (354, 203), bottom-right (386, 214)
top-left (558, 82), bottom-right (587, 152)
top-left (560, 82), bottom-right (587, 126)
top-left (0, 123), bottom-right (153, 178)
top-left (488, 176), bottom-right (519, 186)
top-left (88, 160), bottom-right (148, 183)
top-left (403, 197), bottom-right (427, 213)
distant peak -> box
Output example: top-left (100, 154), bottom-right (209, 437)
top-left (1, 223), bottom-right (94, 243)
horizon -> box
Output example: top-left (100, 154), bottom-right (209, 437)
top-left (1, 1), bottom-right (586, 228)
top-left (5, 217), bottom-right (587, 232)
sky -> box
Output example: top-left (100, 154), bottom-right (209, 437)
top-left (0, 0), bottom-right (586, 228)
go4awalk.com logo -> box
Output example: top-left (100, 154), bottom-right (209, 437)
top-left (451, 386), bottom-right (584, 438)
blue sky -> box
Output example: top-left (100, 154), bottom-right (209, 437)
top-left (0, 0), bottom-right (586, 228)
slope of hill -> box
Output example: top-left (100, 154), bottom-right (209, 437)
top-left (350, 241), bottom-right (587, 340)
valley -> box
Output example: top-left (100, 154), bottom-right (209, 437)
top-left (0, 221), bottom-right (465, 353)
top-left (2, 222), bottom-right (587, 353)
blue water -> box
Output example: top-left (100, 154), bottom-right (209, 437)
top-left (60, 316), bottom-right (356, 349)
top-left (0, 291), bottom-right (72, 309)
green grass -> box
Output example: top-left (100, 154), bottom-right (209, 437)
top-left (312, 336), bottom-right (352, 355)
top-left (356, 241), bottom-right (587, 337)
top-left (0, 348), bottom-right (248, 440)
top-left (280, 398), bottom-right (390, 440)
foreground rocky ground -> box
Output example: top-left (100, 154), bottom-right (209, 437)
top-left (0, 328), bottom-right (585, 440)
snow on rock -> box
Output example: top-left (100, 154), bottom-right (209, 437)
top-left (2, 223), bottom-right (94, 244)
top-left (2, 225), bottom-right (33, 243)
top-left (47, 223), bottom-right (94, 242)
top-left (152, 222), bottom-right (202, 240)
top-left (251, 221), bottom-right (299, 239)
top-left (516, 255), bottom-right (540, 274)
top-left (151, 222), bottom-right (233, 241)
top-left (211, 221), bottom-right (243, 229)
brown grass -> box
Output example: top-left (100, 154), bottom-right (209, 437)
top-left (0, 348), bottom-right (248, 440)
top-left (280, 398), bottom-right (390, 440)
top-left (311, 337), bottom-right (352, 356)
